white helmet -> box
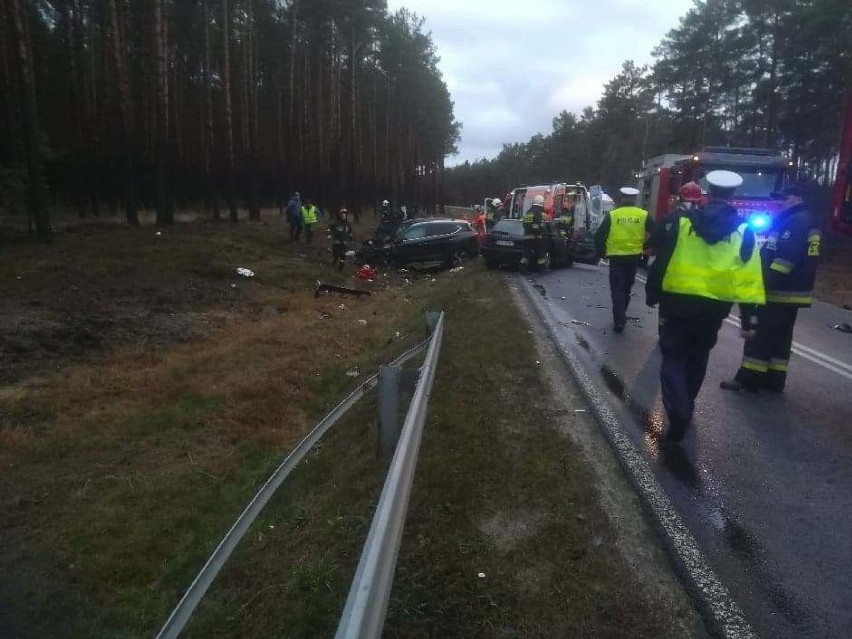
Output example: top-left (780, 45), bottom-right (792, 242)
top-left (533, 194), bottom-right (546, 206)
top-left (492, 198), bottom-right (502, 206)
top-left (382, 199), bottom-right (389, 206)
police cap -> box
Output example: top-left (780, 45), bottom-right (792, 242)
top-left (619, 186), bottom-right (640, 196)
top-left (705, 170), bottom-right (743, 198)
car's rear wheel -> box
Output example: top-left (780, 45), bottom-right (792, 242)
top-left (446, 248), bottom-right (467, 268)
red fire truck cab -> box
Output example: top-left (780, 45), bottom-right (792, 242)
top-left (637, 147), bottom-right (790, 223)
top-left (830, 93), bottom-right (852, 237)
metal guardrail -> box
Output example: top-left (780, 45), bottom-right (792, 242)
top-left (156, 334), bottom-right (434, 639)
top-left (335, 311), bottom-right (445, 639)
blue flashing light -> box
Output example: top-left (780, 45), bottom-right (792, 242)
top-left (748, 212), bottom-right (770, 231)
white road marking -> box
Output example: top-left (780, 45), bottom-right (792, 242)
top-left (628, 271), bottom-right (852, 381)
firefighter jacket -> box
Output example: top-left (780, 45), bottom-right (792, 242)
top-left (522, 206), bottom-right (544, 236)
top-left (329, 219), bottom-right (353, 244)
top-left (646, 200), bottom-right (760, 319)
top-left (761, 203), bottom-right (820, 307)
top-left (595, 206), bottom-right (653, 257)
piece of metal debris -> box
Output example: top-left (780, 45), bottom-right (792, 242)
top-left (833, 323), bottom-right (852, 334)
top-left (236, 267), bottom-right (254, 277)
top-left (315, 280), bottom-right (371, 299)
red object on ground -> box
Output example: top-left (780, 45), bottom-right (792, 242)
top-left (357, 265), bottom-right (376, 280)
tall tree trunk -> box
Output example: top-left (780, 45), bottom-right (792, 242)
top-left (202, 0), bottom-right (220, 220)
top-left (221, 0), bottom-right (238, 222)
top-left (247, 0), bottom-right (260, 221)
top-left (62, 0), bottom-right (86, 218)
top-left (8, 0), bottom-right (52, 239)
top-left (106, 0), bottom-right (138, 225)
top-left (153, 0), bottom-right (173, 225)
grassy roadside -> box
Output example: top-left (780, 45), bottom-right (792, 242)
top-left (1, 215), bottom-right (698, 637)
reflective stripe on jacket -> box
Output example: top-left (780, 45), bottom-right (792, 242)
top-left (605, 206), bottom-right (648, 256)
top-left (662, 217), bottom-right (765, 304)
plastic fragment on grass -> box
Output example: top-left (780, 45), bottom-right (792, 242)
top-left (346, 368), bottom-right (360, 377)
top-left (478, 572), bottom-right (486, 579)
top-left (236, 267), bottom-right (255, 277)
top-left (357, 319), bottom-right (368, 326)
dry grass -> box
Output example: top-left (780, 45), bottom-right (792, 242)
top-left (1, 215), bottom-right (696, 637)
top-left (814, 233), bottom-right (852, 306)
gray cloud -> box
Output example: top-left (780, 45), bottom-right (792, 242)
top-left (388, 0), bottom-right (693, 165)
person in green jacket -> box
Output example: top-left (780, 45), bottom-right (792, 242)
top-left (301, 198), bottom-right (319, 245)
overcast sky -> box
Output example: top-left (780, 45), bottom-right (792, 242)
top-left (386, 0), bottom-right (694, 165)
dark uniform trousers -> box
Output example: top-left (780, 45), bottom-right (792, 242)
top-left (659, 314), bottom-right (725, 427)
top-left (609, 256), bottom-right (642, 328)
top-left (735, 303), bottom-right (798, 391)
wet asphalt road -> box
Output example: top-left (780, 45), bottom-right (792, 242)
top-left (523, 263), bottom-right (852, 639)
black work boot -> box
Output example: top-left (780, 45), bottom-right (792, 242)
top-left (664, 416), bottom-right (689, 444)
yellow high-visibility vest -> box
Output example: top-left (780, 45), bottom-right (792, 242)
top-left (662, 217), bottom-right (765, 304)
top-left (605, 206), bottom-right (647, 256)
top-left (301, 205), bottom-right (318, 224)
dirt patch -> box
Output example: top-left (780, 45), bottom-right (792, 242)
top-left (480, 509), bottom-right (550, 553)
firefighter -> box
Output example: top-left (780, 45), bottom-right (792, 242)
top-left (556, 200), bottom-right (575, 239)
top-left (595, 186), bottom-right (654, 332)
top-left (329, 208), bottom-right (354, 272)
top-left (721, 184), bottom-right (821, 393)
top-left (486, 198), bottom-right (501, 230)
top-left (522, 194), bottom-right (547, 269)
top-left (646, 170), bottom-right (765, 443)
top-left (676, 181), bottom-right (702, 213)
top-left (301, 197), bottom-right (319, 245)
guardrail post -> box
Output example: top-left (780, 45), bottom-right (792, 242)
top-left (377, 365), bottom-right (401, 458)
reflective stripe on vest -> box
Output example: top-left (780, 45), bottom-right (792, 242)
top-left (662, 218), bottom-right (765, 304)
top-left (301, 205), bottom-right (317, 224)
top-left (605, 206), bottom-right (647, 256)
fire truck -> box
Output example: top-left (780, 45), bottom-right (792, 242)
top-left (636, 147), bottom-right (790, 226)
top-left (830, 93), bottom-right (852, 236)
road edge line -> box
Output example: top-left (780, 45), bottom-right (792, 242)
top-left (517, 276), bottom-right (758, 639)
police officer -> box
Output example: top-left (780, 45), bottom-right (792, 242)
top-left (647, 171), bottom-right (765, 442)
top-left (522, 194), bottom-right (547, 269)
top-left (329, 208), bottom-right (354, 272)
top-left (595, 186), bottom-right (654, 332)
top-left (721, 184), bottom-right (821, 393)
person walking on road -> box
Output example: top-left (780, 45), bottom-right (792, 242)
top-left (329, 208), bottom-right (354, 272)
top-left (721, 184), bottom-right (821, 393)
top-left (301, 197), bottom-right (319, 245)
top-left (646, 170), bottom-right (765, 443)
top-left (595, 186), bottom-right (654, 333)
top-left (286, 191), bottom-right (302, 242)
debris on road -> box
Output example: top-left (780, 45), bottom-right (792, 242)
top-left (449, 266), bottom-right (464, 273)
top-left (833, 323), bottom-right (852, 333)
top-left (315, 280), bottom-right (371, 299)
top-left (843, 304), bottom-right (852, 311)
top-left (569, 319), bottom-right (591, 326)
top-left (236, 267), bottom-right (255, 277)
